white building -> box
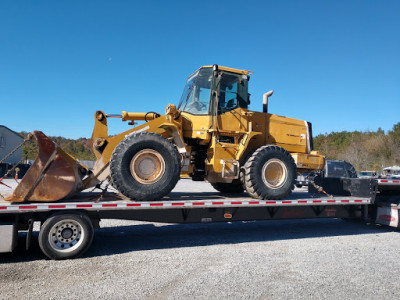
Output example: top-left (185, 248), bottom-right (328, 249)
top-left (0, 125), bottom-right (24, 164)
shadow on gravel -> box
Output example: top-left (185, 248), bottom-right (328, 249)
top-left (88, 220), bottom-right (396, 259)
top-left (1, 218), bottom-right (396, 263)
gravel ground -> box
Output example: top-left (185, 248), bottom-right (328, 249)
top-left (1, 179), bottom-right (400, 299)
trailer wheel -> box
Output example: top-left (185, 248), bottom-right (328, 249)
top-left (38, 213), bottom-right (94, 260)
top-left (244, 145), bottom-right (296, 200)
top-left (211, 179), bottom-right (244, 194)
top-left (110, 132), bottom-right (181, 201)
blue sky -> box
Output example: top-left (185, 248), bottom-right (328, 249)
top-left (1, 0), bottom-right (399, 139)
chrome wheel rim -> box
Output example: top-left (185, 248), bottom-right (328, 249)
top-left (48, 219), bottom-right (84, 253)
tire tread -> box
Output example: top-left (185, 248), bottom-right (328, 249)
top-left (110, 132), bottom-right (181, 201)
top-left (244, 145), bottom-right (296, 200)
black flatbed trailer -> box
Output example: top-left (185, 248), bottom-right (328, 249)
top-left (377, 178), bottom-right (400, 193)
top-left (1, 181), bottom-right (399, 260)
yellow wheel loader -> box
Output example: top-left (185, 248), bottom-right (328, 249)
top-left (6, 65), bottom-right (324, 202)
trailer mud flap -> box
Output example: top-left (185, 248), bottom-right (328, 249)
top-left (376, 205), bottom-right (399, 228)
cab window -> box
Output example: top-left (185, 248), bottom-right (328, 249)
top-left (218, 74), bottom-right (239, 114)
top-left (179, 68), bottom-right (213, 115)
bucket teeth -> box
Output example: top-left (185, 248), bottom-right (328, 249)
top-left (5, 131), bottom-right (96, 202)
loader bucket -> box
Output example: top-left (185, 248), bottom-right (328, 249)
top-left (5, 131), bottom-right (92, 202)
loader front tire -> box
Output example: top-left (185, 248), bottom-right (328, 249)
top-left (211, 180), bottom-right (244, 194)
top-left (110, 132), bottom-right (181, 201)
top-left (244, 145), bottom-right (296, 200)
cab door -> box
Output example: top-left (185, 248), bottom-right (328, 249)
top-left (216, 72), bottom-right (246, 140)
top-left (207, 72), bottom-right (247, 180)
top-left (180, 68), bottom-right (213, 142)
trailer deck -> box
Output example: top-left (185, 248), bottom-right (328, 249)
top-left (1, 178), bottom-right (398, 259)
top-left (0, 191), bottom-right (372, 213)
top-left (0, 189), bottom-right (372, 227)
top-left (377, 178), bottom-right (400, 192)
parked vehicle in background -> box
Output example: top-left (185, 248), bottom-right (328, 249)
top-left (295, 173), bottom-right (309, 188)
top-left (358, 170), bottom-right (379, 178)
top-left (323, 159), bottom-right (358, 178)
top-left (382, 166), bottom-right (400, 179)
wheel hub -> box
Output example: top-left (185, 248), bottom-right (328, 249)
top-left (262, 159), bottom-right (288, 189)
top-left (130, 149), bottom-right (165, 184)
top-left (49, 219), bottom-right (84, 252)
top-left (61, 228), bottom-right (73, 239)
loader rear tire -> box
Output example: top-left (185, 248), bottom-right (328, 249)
top-left (211, 179), bottom-right (244, 194)
top-left (244, 145), bottom-right (296, 200)
top-left (110, 132), bottom-right (181, 201)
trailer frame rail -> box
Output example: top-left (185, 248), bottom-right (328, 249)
top-left (0, 196), bottom-right (371, 213)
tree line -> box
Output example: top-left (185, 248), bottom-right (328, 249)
top-left (313, 122), bottom-right (400, 172)
top-left (21, 122), bottom-right (400, 172)
top-left (21, 132), bottom-right (96, 161)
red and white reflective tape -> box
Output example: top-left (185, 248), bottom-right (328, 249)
top-left (0, 198), bottom-right (371, 213)
top-left (378, 179), bottom-right (400, 184)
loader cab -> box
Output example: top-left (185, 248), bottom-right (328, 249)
top-left (177, 65), bottom-right (250, 116)
top-left (178, 65), bottom-right (251, 142)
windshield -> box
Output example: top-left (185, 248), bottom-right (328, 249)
top-left (359, 171), bottom-right (376, 176)
top-left (178, 68), bottom-right (213, 115)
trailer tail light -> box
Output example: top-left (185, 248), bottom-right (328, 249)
top-left (224, 211), bottom-right (232, 219)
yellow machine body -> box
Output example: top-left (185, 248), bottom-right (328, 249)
top-left (91, 65), bottom-right (324, 184)
top-left (5, 65), bottom-right (324, 202)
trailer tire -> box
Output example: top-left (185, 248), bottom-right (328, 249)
top-left (244, 145), bottom-right (296, 200)
top-left (211, 179), bottom-right (244, 194)
top-left (110, 132), bottom-right (181, 201)
top-left (38, 213), bottom-right (94, 260)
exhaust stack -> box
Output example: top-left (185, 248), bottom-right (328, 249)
top-left (263, 90), bottom-right (274, 113)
